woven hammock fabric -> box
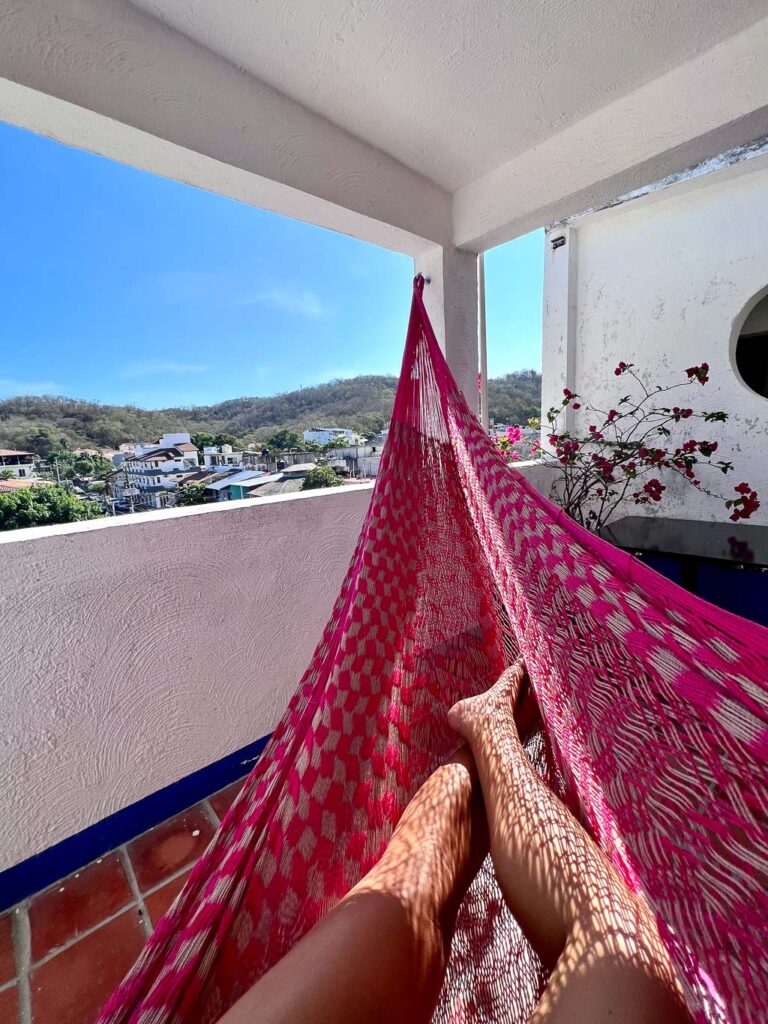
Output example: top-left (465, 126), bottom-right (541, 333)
top-left (99, 276), bottom-right (768, 1024)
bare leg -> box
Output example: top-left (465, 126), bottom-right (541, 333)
top-left (448, 659), bottom-right (691, 1024)
top-left (218, 747), bottom-right (487, 1024)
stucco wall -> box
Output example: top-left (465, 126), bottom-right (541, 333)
top-left (0, 487), bottom-right (372, 871)
top-left (553, 160), bottom-right (768, 524)
top-left (0, 463), bottom-right (556, 871)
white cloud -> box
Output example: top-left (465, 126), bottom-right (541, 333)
top-left (246, 286), bottom-right (327, 318)
top-left (119, 360), bottom-right (211, 379)
top-left (0, 378), bottom-right (63, 397)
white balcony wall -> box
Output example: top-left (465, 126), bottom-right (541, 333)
top-left (543, 156), bottom-right (768, 525)
top-left (0, 464), bottom-right (556, 871)
top-left (0, 487), bottom-right (371, 871)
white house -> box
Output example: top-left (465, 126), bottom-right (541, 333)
top-left (113, 434), bottom-right (201, 509)
top-left (202, 444), bottom-right (245, 472)
top-left (0, 449), bottom-right (37, 479)
top-left (303, 428), bottom-right (359, 446)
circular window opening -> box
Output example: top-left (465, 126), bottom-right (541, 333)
top-left (736, 292), bottom-right (768, 398)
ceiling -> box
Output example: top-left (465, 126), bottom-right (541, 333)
top-left (129, 0), bottom-right (768, 192)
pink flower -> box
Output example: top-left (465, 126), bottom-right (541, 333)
top-left (506, 425), bottom-right (523, 444)
top-left (510, 450), bottom-right (521, 462)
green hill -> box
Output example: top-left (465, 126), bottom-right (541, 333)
top-left (0, 371), bottom-right (541, 455)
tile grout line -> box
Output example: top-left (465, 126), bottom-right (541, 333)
top-left (12, 902), bottom-right (32, 1024)
top-left (202, 799), bottom-right (221, 829)
top-left (20, 854), bottom-right (202, 975)
top-left (25, 902), bottom-right (139, 972)
top-left (118, 847), bottom-right (153, 940)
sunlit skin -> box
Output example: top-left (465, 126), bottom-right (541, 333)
top-left (449, 660), bottom-right (691, 1024)
top-left (219, 659), bottom-right (691, 1024)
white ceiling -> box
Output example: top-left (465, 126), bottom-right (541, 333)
top-left (129, 0), bottom-right (768, 192)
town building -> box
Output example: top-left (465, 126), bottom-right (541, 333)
top-left (112, 433), bottom-right (201, 510)
top-left (0, 449), bottom-right (37, 479)
top-left (202, 445), bottom-right (245, 472)
top-left (0, 477), bottom-right (50, 494)
top-left (303, 427), bottom-right (359, 446)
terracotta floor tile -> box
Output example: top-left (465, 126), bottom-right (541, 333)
top-left (30, 909), bottom-right (145, 1024)
top-left (29, 853), bottom-right (133, 962)
top-left (0, 983), bottom-right (18, 1024)
top-left (209, 779), bottom-right (245, 821)
top-left (144, 870), bottom-right (192, 928)
top-left (0, 911), bottom-right (15, 986)
top-left (128, 806), bottom-right (214, 891)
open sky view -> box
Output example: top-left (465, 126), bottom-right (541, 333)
top-left (0, 120), bottom-right (543, 409)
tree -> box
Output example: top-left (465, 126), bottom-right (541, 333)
top-left (22, 426), bottom-right (60, 458)
top-left (43, 450), bottom-right (114, 483)
top-left (265, 429), bottom-right (303, 451)
top-left (0, 469), bottom-right (14, 480)
top-left (301, 465), bottom-right (344, 491)
top-left (175, 483), bottom-right (212, 507)
top-left (0, 485), bottom-right (104, 532)
top-left (191, 432), bottom-right (215, 451)
top-left (322, 436), bottom-right (351, 452)
top-left (213, 432), bottom-right (238, 448)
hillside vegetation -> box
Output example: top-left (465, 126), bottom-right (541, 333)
top-left (0, 371), bottom-right (541, 454)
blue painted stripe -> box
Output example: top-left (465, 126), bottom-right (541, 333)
top-left (0, 734), bottom-right (270, 913)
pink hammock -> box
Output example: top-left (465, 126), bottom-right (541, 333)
top-left (99, 276), bottom-right (768, 1024)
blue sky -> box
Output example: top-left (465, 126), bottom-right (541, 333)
top-left (0, 120), bottom-right (543, 408)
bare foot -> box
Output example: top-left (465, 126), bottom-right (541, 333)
top-left (448, 658), bottom-right (534, 746)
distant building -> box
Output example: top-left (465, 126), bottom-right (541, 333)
top-left (204, 469), bottom-right (269, 501)
top-left (0, 477), bottom-right (50, 494)
top-left (303, 427), bottom-right (359, 445)
top-left (281, 462), bottom-right (317, 479)
top-left (202, 445), bottom-right (244, 472)
top-left (0, 449), bottom-right (37, 479)
top-left (112, 433), bottom-right (201, 510)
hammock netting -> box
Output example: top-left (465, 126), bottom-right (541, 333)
top-left (100, 276), bottom-right (768, 1024)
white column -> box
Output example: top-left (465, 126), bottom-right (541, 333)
top-left (541, 226), bottom-right (578, 440)
top-left (415, 245), bottom-right (480, 413)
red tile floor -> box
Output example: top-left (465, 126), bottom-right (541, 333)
top-left (0, 777), bottom-right (245, 1024)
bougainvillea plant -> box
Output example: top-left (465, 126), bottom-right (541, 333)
top-left (494, 419), bottom-right (542, 464)
top-left (537, 361), bottom-right (759, 532)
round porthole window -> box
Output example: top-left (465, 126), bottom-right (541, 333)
top-left (735, 292), bottom-right (768, 398)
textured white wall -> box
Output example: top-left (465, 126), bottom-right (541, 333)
top-left (0, 464), bottom-right (557, 871)
top-left (0, 487), bottom-right (372, 871)
top-left (547, 159), bottom-right (768, 524)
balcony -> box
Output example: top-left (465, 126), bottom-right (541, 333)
top-left (1, 3), bottom-right (768, 1022)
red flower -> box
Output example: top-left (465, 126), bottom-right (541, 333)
top-left (729, 484), bottom-right (760, 521)
top-left (685, 363), bottom-right (710, 384)
top-left (606, 409), bottom-right (618, 423)
top-left (572, 402), bottom-right (581, 410)
top-left (614, 361), bottom-right (629, 376)
top-left (643, 478), bottom-right (665, 502)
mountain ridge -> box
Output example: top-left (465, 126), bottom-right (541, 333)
top-left (0, 371), bottom-right (541, 454)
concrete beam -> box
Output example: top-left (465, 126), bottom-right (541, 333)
top-left (0, 0), bottom-right (452, 255)
top-left (453, 16), bottom-right (768, 251)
